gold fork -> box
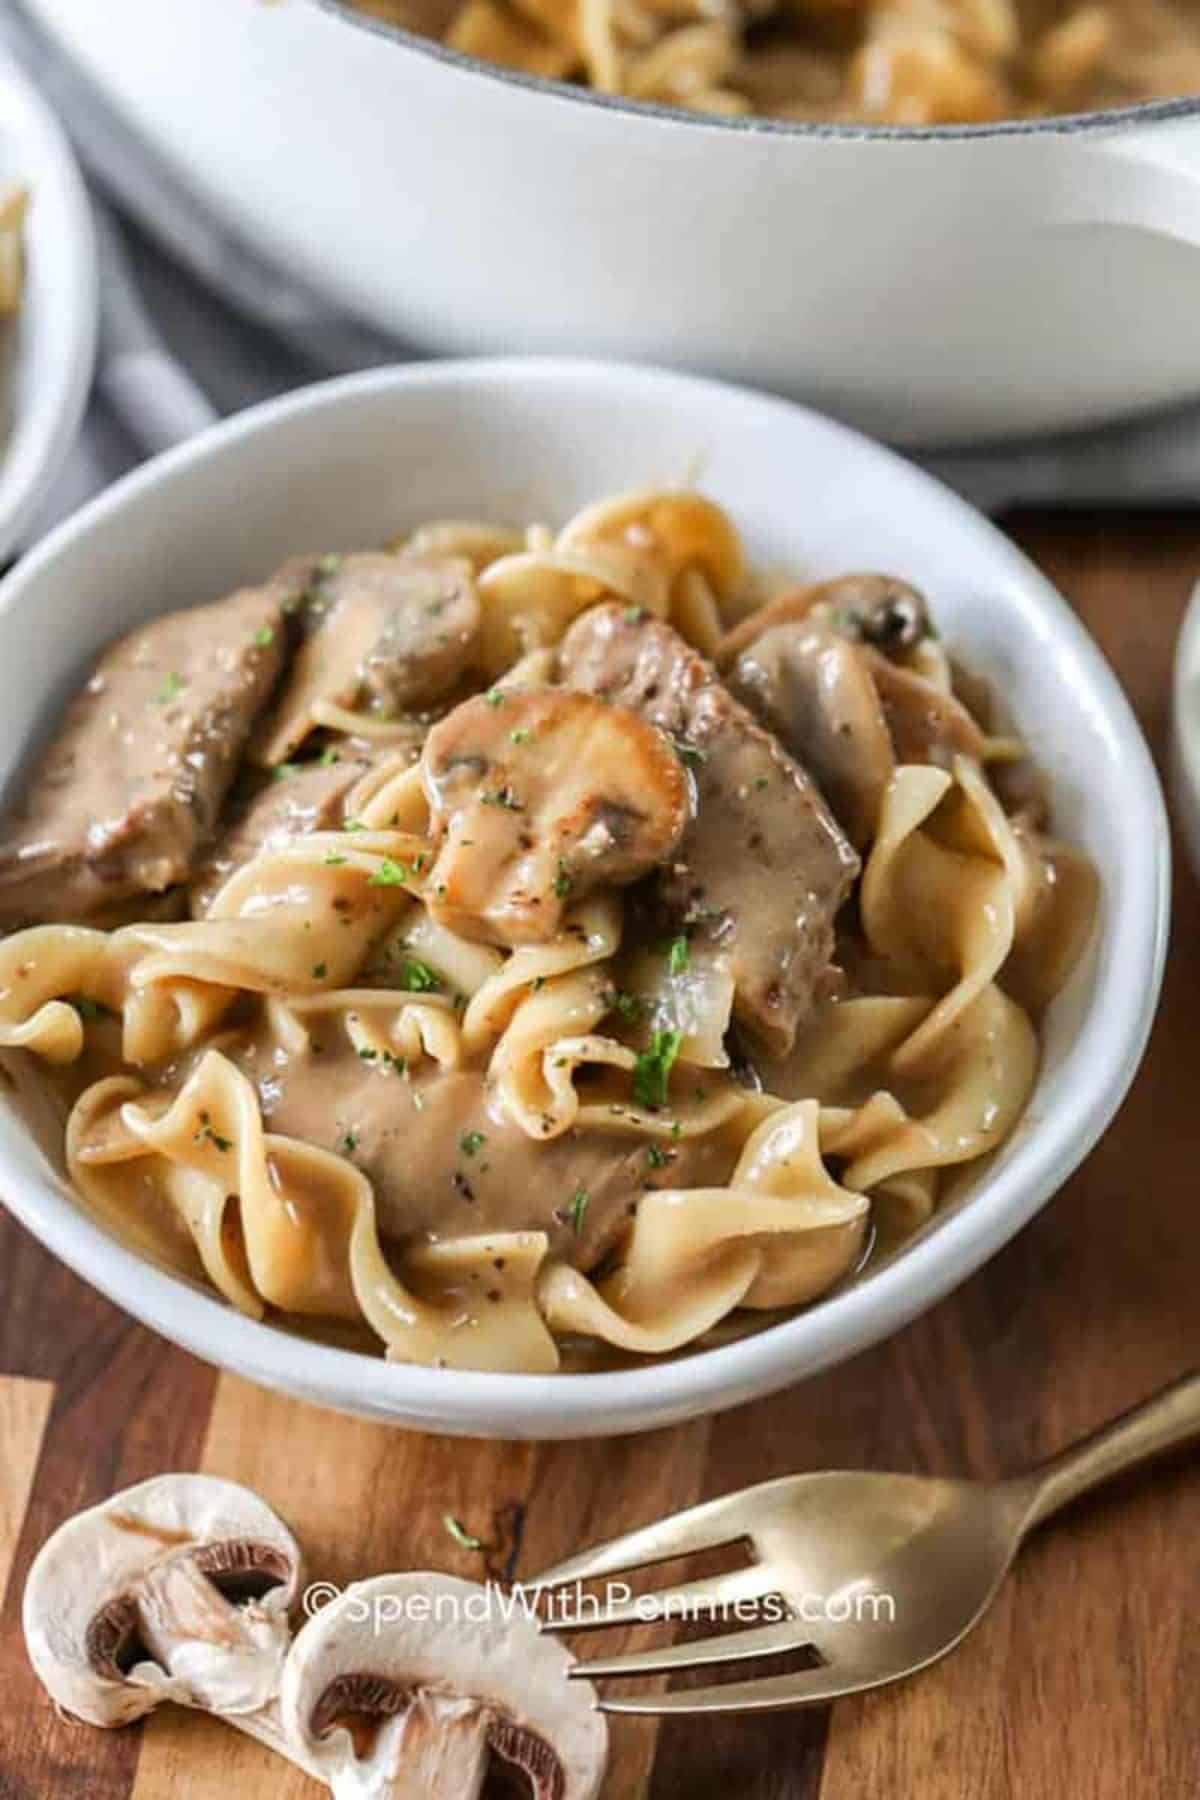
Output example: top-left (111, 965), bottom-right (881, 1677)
top-left (534, 1371), bottom-right (1200, 1714)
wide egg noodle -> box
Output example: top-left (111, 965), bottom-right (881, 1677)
top-left (0, 489), bottom-right (1096, 1371)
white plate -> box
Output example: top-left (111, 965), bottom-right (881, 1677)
top-left (0, 360), bottom-right (1170, 1438)
top-left (0, 45), bottom-right (96, 562)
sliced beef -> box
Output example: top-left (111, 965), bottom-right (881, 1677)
top-left (189, 750), bottom-right (377, 917)
top-left (558, 604), bottom-right (860, 1058)
top-left (0, 581), bottom-right (291, 930)
top-left (257, 553), bottom-right (481, 763)
top-left (725, 619), bottom-right (895, 849)
top-left (235, 1045), bottom-right (734, 1269)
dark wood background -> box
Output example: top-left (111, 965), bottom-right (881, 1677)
top-left (1, 511), bottom-right (1198, 1797)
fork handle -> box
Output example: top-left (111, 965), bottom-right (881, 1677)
top-left (1019, 1370), bottom-right (1200, 1530)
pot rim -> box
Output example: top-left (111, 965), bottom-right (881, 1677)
top-left (313, 0), bottom-right (1200, 142)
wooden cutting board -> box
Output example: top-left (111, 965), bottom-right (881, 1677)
top-left (2, 513), bottom-right (1198, 1798)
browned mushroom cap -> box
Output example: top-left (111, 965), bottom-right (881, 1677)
top-left (22, 1474), bottom-right (303, 1730)
top-left (726, 618), bottom-right (895, 849)
top-left (281, 1573), bottom-right (607, 1799)
top-left (421, 684), bottom-right (691, 946)
top-left (717, 573), bottom-right (929, 668)
top-left (258, 552), bottom-right (480, 763)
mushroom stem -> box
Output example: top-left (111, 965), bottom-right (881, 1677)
top-left (360, 1695), bottom-right (492, 1799)
top-left (133, 1552), bottom-right (291, 1716)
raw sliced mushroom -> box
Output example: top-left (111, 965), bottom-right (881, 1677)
top-left (22, 1473), bottom-right (314, 1769)
top-left (421, 684), bottom-right (690, 946)
top-left (281, 1572), bottom-right (607, 1799)
top-left (258, 553), bottom-right (481, 763)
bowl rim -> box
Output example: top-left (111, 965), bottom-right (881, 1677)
top-left (311, 0), bottom-right (1200, 145)
top-left (1170, 577), bottom-right (1200, 872)
top-left (0, 357), bottom-right (1172, 1434)
top-left (0, 42), bottom-right (97, 563)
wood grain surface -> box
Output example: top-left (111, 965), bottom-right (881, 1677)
top-left (2, 511), bottom-right (1198, 1799)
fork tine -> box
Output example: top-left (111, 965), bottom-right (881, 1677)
top-left (533, 1488), bottom-right (756, 1589)
top-left (544, 1565), bottom-right (775, 1634)
top-left (569, 1615), bottom-right (812, 1680)
top-left (596, 1663), bottom-right (876, 1716)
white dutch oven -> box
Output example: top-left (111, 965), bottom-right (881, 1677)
top-left (27, 0), bottom-right (1200, 445)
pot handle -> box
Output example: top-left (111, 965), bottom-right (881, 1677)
top-left (1047, 133), bottom-right (1200, 248)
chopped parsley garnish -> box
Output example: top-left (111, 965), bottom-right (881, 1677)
top-left (253, 625), bottom-right (275, 648)
top-left (459, 1130), bottom-right (486, 1158)
top-left (338, 1128), bottom-right (359, 1155)
top-left (317, 553), bottom-right (342, 577)
top-left (632, 1027), bottom-right (683, 1109)
top-left (666, 934), bottom-right (690, 976)
top-left (272, 762), bottom-right (299, 781)
top-left (443, 1513), bottom-right (484, 1551)
top-left (385, 1052), bottom-right (408, 1077)
top-left (754, 775), bottom-right (770, 791)
top-left (646, 1144), bottom-right (672, 1169)
top-left (312, 961), bottom-right (327, 979)
top-left (484, 688), bottom-right (505, 707)
top-left (568, 1187), bottom-right (589, 1234)
top-left (624, 605), bottom-right (646, 624)
top-left (509, 727), bottom-right (531, 745)
top-left (552, 859), bottom-right (573, 900)
top-left (399, 959), bottom-right (440, 993)
top-left (605, 987), bottom-right (645, 1023)
top-left (319, 747), bottom-right (341, 766)
top-left (369, 857), bottom-right (408, 887)
top-left (670, 737), bottom-right (707, 771)
top-left (343, 818), bottom-right (367, 832)
top-left (154, 671), bottom-right (184, 705)
top-left (324, 851), bottom-right (348, 867)
top-left (358, 1047), bottom-right (377, 1061)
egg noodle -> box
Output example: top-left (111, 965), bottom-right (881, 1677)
top-left (0, 491), bottom-right (1096, 1371)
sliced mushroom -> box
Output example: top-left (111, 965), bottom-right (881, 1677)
top-left (258, 553), bottom-right (481, 763)
top-left (22, 1473), bottom-right (313, 1768)
top-left (421, 684), bottom-right (690, 946)
top-left (281, 1572), bottom-right (607, 1799)
top-left (717, 573), bottom-right (929, 667)
top-left (727, 618), bottom-right (895, 848)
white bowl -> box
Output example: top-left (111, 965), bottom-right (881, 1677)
top-left (0, 44), bottom-right (96, 562)
top-left (1171, 581), bottom-right (1200, 883)
top-left (0, 360), bottom-right (1170, 1438)
top-left (27, 0), bottom-right (1200, 443)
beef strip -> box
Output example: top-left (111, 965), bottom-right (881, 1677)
top-left (234, 1044), bottom-right (733, 1270)
top-left (558, 604), bottom-right (860, 1058)
top-left (188, 750), bottom-right (378, 917)
top-left (0, 581), bottom-right (291, 930)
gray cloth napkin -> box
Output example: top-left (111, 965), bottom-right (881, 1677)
top-left (7, 0), bottom-right (1200, 528)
